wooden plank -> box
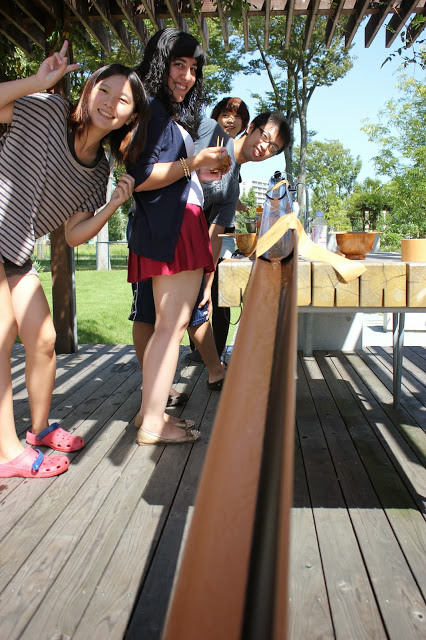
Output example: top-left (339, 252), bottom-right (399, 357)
top-left (12, 344), bottom-right (124, 427)
top-left (50, 224), bottom-right (77, 353)
top-left (0, 348), bottom-right (141, 539)
top-left (284, 0), bottom-right (295, 49)
top-left (364, 0), bottom-right (393, 47)
top-left (297, 356), bottom-right (386, 638)
top-left (407, 264), bottom-right (426, 307)
top-left (386, 0), bottom-right (420, 47)
top-left (0, 20), bottom-right (33, 55)
top-left (404, 346), bottom-right (426, 370)
top-left (356, 348), bottom-right (426, 429)
top-left (77, 372), bottom-right (218, 640)
top-left (303, 353), bottom-right (426, 637)
top-left (344, 0), bottom-right (371, 47)
top-left (325, 0), bottom-right (346, 47)
top-left (126, 387), bottom-right (221, 640)
top-left (2, 345), bottom-right (426, 640)
top-left (312, 262), bottom-right (359, 307)
top-left (0, 368), bottom-right (144, 638)
top-left (316, 351), bottom-right (426, 606)
top-left (336, 351), bottom-right (426, 514)
top-left (264, 0), bottom-right (271, 49)
top-left (304, 0), bottom-right (321, 48)
top-left (370, 346), bottom-right (426, 406)
top-left (218, 258), bottom-right (253, 307)
top-left (288, 432), bottom-right (334, 639)
top-left (19, 435), bottom-right (165, 640)
top-left (360, 261), bottom-right (406, 307)
top-left (297, 259), bottom-right (311, 306)
top-left (0, 2), bottom-right (45, 48)
top-left (219, 259), bottom-right (312, 308)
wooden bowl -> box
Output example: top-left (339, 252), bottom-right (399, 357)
top-left (235, 233), bottom-right (257, 257)
top-left (335, 231), bottom-right (376, 260)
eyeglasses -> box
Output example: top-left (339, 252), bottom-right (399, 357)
top-left (258, 127), bottom-right (280, 156)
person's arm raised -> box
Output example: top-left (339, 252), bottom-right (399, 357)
top-left (0, 40), bottom-right (79, 124)
top-left (65, 174), bottom-right (134, 247)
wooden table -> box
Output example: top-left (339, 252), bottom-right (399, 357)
top-left (218, 253), bottom-right (426, 407)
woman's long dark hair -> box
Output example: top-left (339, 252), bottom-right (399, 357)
top-left (68, 64), bottom-right (149, 164)
top-left (136, 28), bottom-right (206, 137)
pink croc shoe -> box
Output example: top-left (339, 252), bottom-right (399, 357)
top-left (0, 448), bottom-right (69, 478)
top-left (26, 423), bottom-right (84, 452)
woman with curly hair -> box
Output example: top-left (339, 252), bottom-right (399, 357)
top-left (127, 28), bottom-right (229, 446)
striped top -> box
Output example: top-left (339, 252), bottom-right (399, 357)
top-left (0, 93), bottom-right (110, 265)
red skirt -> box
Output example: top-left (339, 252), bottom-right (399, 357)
top-left (128, 203), bottom-right (215, 283)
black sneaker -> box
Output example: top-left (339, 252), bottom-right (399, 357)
top-left (185, 349), bottom-right (203, 363)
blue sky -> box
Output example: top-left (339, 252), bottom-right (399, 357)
top-left (214, 29), bottom-right (424, 187)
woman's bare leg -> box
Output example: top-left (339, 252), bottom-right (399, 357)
top-left (141, 269), bottom-right (202, 438)
top-left (9, 273), bottom-right (56, 436)
top-left (188, 321), bottom-right (226, 384)
top-left (0, 264), bottom-right (23, 463)
top-left (133, 320), bottom-right (189, 425)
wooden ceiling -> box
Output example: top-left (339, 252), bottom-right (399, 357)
top-left (0, 0), bottom-right (425, 58)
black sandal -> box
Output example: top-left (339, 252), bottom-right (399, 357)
top-left (207, 378), bottom-right (225, 391)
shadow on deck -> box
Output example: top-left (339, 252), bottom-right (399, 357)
top-left (1, 343), bottom-right (425, 639)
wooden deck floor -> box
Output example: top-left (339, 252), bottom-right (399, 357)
top-left (1, 343), bottom-right (425, 639)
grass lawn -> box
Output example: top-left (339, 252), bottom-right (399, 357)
top-left (40, 270), bottom-right (134, 345)
top-left (39, 266), bottom-right (240, 347)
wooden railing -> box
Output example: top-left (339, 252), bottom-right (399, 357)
top-left (162, 231), bottom-right (299, 640)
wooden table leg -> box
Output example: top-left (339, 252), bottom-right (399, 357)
top-left (392, 312), bottom-right (405, 408)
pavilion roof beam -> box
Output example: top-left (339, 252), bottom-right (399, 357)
top-left (325, 0), bottom-right (346, 48)
top-left (0, 21), bottom-right (33, 55)
top-left (62, 0), bottom-right (111, 54)
top-left (285, 0), bottom-right (295, 48)
top-left (344, 0), bottom-right (371, 47)
top-left (242, 6), bottom-right (249, 51)
top-left (385, 0), bottom-right (422, 47)
top-left (405, 8), bottom-right (426, 45)
top-left (138, 0), bottom-right (165, 31)
top-left (91, 0), bottom-right (131, 52)
top-left (115, 0), bottom-right (150, 46)
top-left (364, 0), bottom-right (394, 47)
top-left (188, 0), bottom-right (209, 51)
top-left (216, 1), bottom-right (229, 51)
top-left (164, 0), bottom-right (188, 32)
top-left (35, 0), bottom-right (62, 21)
top-left (0, 2), bottom-right (45, 48)
top-left (303, 0), bottom-right (320, 49)
top-left (264, 0), bottom-right (271, 50)
top-left (13, 0), bottom-right (45, 31)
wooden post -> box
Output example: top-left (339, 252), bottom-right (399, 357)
top-left (50, 225), bottom-right (78, 353)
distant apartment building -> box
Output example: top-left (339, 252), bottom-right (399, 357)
top-left (240, 179), bottom-right (269, 207)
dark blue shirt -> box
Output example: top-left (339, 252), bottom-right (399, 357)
top-left (127, 98), bottom-right (191, 262)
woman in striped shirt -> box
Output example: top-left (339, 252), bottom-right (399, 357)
top-left (0, 41), bottom-right (148, 478)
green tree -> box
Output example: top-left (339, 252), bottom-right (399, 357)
top-left (346, 178), bottom-right (390, 233)
top-left (235, 17), bottom-right (354, 192)
top-left (201, 19), bottom-right (244, 106)
top-left (362, 74), bottom-right (426, 245)
top-left (235, 187), bottom-right (257, 229)
top-left (295, 139), bottom-right (361, 228)
top-left (240, 187), bottom-right (257, 211)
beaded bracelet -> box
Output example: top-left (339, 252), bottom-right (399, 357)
top-left (180, 157), bottom-right (191, 181)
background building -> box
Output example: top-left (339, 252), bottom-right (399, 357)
top-left (240, 179), bottom-right (269, 206)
